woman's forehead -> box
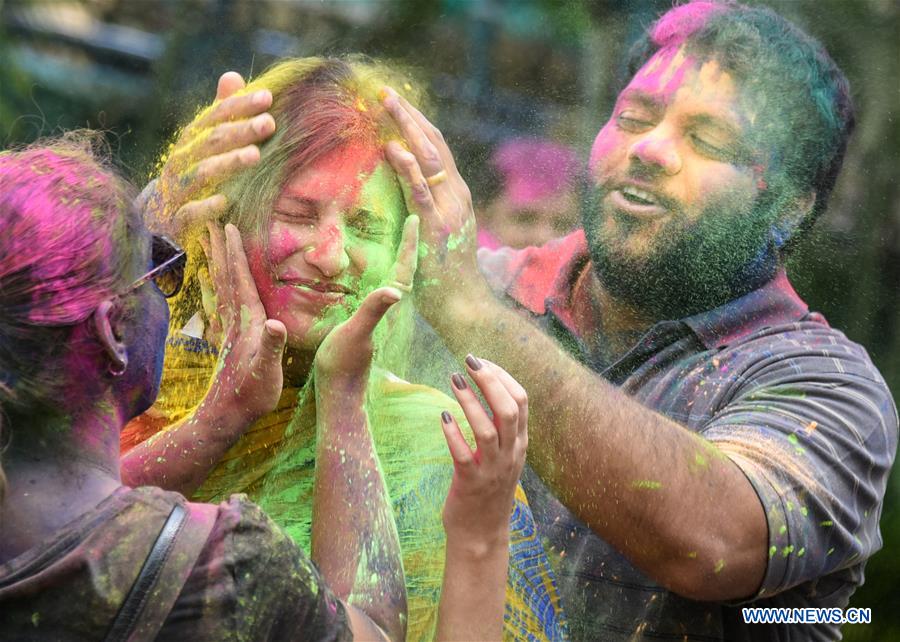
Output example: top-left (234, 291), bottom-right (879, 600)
top-left (281, 142), bottom-right (384, 205)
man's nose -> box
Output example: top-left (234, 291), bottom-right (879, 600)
top-left (303, 223), bottom-right (350, 277)
top-left (628, 129), bottom-right (682, 176)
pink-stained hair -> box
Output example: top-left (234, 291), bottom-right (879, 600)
top-left (491, 138), bottom-right (581, 207)
top-left (0, 134), bottom-right (141, 411)
top-left (648, 1), bottom-right (727, 50)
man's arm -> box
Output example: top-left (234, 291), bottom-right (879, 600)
top-left (380, 87), bottom-right (767, 601)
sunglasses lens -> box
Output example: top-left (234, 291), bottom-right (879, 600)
top-left (151, 236), bottom-right (186, 298)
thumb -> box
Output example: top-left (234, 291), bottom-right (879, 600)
top-left (344, 287), bottom-right (402, 343)
top-left (256, 319), bottom-right (287, 368)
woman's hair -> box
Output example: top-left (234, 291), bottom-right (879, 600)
top-left (0, 133), bottom-right (141, 498)
top-left (168, 56), bottom-right (425, 330)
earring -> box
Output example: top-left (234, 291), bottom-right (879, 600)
top-left (108, 356), bottom-right (128, 377)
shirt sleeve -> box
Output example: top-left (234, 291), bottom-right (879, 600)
top-left (700, 344), bottom-right (898, 599)
top-left (224, 497), bottom-right (353, 642)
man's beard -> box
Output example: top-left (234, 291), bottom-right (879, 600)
top-left (582, 185), bottom-right (779, 321)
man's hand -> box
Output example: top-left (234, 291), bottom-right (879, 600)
top-left (201, 223), bottom-right (287, 426)
top-left (145, 72), bottom-right (275, 238)
top-left (380, 87), bottom-right (489, 322)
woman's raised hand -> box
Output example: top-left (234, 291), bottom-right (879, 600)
top-left (314, 215), bottom-right (419, 385)
top-left (441, 356), bottom-right (529, 548)
top-left (435, 356), bottom-right (529, 641)
top-left (201, 223), bottom-right (287, 425)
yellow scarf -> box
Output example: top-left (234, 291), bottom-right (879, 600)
top-left (123, 332), bottom-right (568, 641)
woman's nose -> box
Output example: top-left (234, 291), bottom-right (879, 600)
top-left (303, 223), bottom-right (350, 277)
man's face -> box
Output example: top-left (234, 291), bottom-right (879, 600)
top-left (584, 45), bottom-right (777, 318)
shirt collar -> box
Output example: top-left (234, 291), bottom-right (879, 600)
top-left (682, 269), bottom-right (812, 349)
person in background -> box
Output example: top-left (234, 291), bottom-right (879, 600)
top-left (0, 137), bottom-right (530, 641)
top-left (477, 138), bottom-right (581, 250)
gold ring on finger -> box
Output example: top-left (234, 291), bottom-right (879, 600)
top-left (425, 170), bottom-right (448, 187)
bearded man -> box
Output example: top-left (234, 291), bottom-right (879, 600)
top-left (378, 1), bottom-right (897, 639)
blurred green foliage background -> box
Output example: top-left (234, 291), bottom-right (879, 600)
top-left (1, 0), bottom-right (897, 638)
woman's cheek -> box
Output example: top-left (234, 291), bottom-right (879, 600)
top-left (351, 242), bottom-right (394, 290)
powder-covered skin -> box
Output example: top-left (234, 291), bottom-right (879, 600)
top-left (123, 58), bottom-right (568, 641)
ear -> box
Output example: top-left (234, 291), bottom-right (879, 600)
top-left (93, 299), bottom-right (128, 374)
top-left (773, 190), bottom-right (816, 249)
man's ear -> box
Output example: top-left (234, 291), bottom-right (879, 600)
top-left (93, 299), bottom-right (128, 375)
top-left (773, 190), bottom-right (816, 249)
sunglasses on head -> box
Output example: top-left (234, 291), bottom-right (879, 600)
top-left (124, 234), bottom-right (187, 298)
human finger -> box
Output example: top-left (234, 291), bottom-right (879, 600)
top-left (342, 287), bottom-right (403, 345)
top-left (381, 87), bottom-right (443, 178)
top-left (450, 372), bottom-right (501, 456)
top-left (172, 194), bottom-right (227, 238)
top-left (440, 410), bottom-right (475, 468)
top-left (171, 115), bottom-right (274, 164)
top-left (223, 223), bottom-right (267, 322)
top-left (252, 319), bottom-right (287, 375)
top-left (184, 89), bottom-right (273, 138)
top-left (467, 356), bottom-right (528, 443)
top-left (385, 141), bottom-right (439, 221)
top-left (216, 71), bottom-right (246, 101)
top-left (390, 89), bottom-right (463, 179)
top-left (382, 88), bottom-right (462, 211)
top-left (206, 222), bottom-right (235, 329)
top-left (197, 265), bottom-right (222, 340)
top-left (191, 144), bottom-right (261, 190)
top-left (389, 215), bottom-right (419, 289)
top-left (163, 144), bottom-right (260, 207)
top-left (462, 360), bottom-right (520, 453)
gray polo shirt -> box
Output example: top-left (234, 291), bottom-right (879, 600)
top-left (478, 231), bottom-right (898, 641)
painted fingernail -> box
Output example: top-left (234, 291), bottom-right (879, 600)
top-left (465, 354), bottom-right (482, 371)
top-left (451, 373), bottom-right (468, 390)
top-left (441, 410), bottom-right (452, 424)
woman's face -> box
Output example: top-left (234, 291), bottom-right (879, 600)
top-left (244, 142), bottom-right (404, 351)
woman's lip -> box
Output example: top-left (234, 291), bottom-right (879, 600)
top-left (287, 283), bottom-right (348, 305)
top-left (608, 189), bottom-right (669, 220)
top-left (280, 278), bottom-right (354, 294)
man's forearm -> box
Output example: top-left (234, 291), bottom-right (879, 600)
top-left (430, 290), bottom-right (767, 600)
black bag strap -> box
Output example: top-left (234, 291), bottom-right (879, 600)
top-left (105, 501), bottom-right (217, 642)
